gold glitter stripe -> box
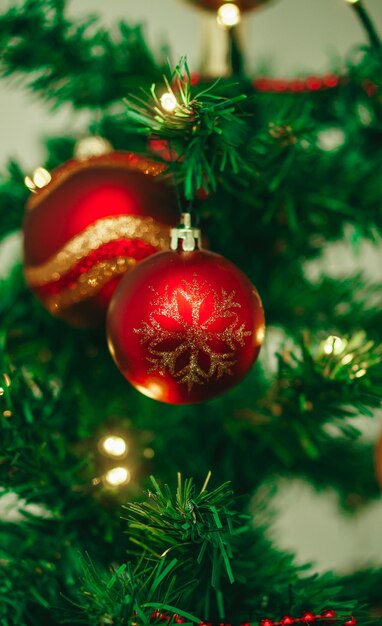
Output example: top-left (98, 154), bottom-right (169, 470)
top-left (44, 257), bottom-right (137, 314)
top-left (25, 215), bottom-right (170, 286)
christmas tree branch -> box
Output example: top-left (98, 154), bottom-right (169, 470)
top-left (348, 0), bottom-right (382, 51)
top-left (70, 477), bottom-right (373, 625)
top-left (0, 0), bottom-right (164, 109)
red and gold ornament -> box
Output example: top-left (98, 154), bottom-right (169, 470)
top-left (107, 213), bottom-right (265, 404)
top-left (23, 151), bottom-right (178, 327)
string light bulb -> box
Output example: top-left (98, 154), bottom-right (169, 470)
top-left (160, 92), bottom-right (178, 113)
top-left (24, 167), bottom-right (52, 193)
top-left (74, 136), bottom-right (113, 160)
top-left (217, 3), bottom-right (241, 28)
top-left (99, 435), bottom-right (128, 458)
top-left (354, 368), bottom-right (367, 378)
top-left (323, 335), bottom-right (345, 355)
top-left (104, 466), bottom-right (130, 487)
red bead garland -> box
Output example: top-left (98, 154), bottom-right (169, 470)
top-left (150, 609), bottom-right (356, 626)
top-left (254, 75), bottom-right (340, 93)
top-left (190, 71), bottom-right (379, 98)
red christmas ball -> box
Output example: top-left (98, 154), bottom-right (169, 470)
top-left (107, 240), bottom-right (265, 404)
top-left (183, 0), bottom-right (272, 13)
top-left (23, 152), bottom-right (178, 327)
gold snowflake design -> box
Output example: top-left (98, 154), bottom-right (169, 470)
top-left (134, 276), bottom-right (251, 391)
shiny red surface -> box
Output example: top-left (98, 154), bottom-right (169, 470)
top-left (107, 249), bottom-right (265, 405)
top-left (23, 153), bottom-right (178, 327)
top-left (23, 155), bottom-right (177, 266)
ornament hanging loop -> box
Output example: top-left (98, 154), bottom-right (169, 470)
top-left (170, 212), bottom-right (201, 252)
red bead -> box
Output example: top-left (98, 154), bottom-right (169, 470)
top-left (254, 78), bottom-right (270, 91)
top-left (273, 79), bottom-right (289, 92)
top-left (302, 612), bottom-right (315, 623)
top-left (260, 620), bottom-right (274, 626)
top-left (321, 610), bottom-right (337, 619)
top-left (363, 80), bottom-right (378, 97)
top-left (281, 616), bottom-right (295, 626)
top-left (173, 615), bottom-right (185, 624)
top-left (344, 618), bottom-right (356, 626)
top-left (190, 72), bottom-right (200, 85)
top-left (322, 74), bottom-right (339, 88)
top-left (305, 76), bottom-right (322, 91)
top-left (151, 612), bottom-right (169, 622)
top-left (290, 79), bottom-right (305, 93)
top-left (107, 248), bottom-right (265, 404)
top-left (23, 152), bottom-right (178, 327)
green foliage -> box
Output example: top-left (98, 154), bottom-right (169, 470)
top-left (0, 0), bottom-right (382, 624)
top-left (70, 476), bottom-right (372, 625)
top-left (124, 59), bottom-right (249, 199)
top-left (0, 0), bottom-right (165, 108)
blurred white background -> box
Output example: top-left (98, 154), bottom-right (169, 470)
top-left (0, 0), bottom-right (382, 575)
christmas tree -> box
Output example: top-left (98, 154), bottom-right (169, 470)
top-left (1, 0), bottom-right (382, 624)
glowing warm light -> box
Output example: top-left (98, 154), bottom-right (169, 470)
top-left (256, 326), bottom-right (266, 344)
top-left (24, 167), bottom-right (52, 192)
top-left (341, 353), bottom-right (354, 365)
top-left (354, 368), bottom-right (367, 378)
top-left (100, 435), bottom-right (127, 458)
top-left (317, 128), bottom-right (345, 152)
top-left (3, 410), bottom-right (12, 417)
top-left (2, 374), bottom-right (11, 387)
top-left (217, 3), bottom-right (241, 28)
top-left (143, 447), bottom-right (155, 459)
top-left (74, 136), bottom-right (113, 160)
top-left (0, 388), bottom-right (4, 396)
top-left (136, 381), bottom-right (164, 401)
top-left (160, 92), bottom-right (178, 113)
top-left (104, 466), bottom-right (130, 487)
top-left (323, 335), bottom-right (344, 355)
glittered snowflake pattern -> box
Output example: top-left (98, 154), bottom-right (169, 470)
top-left (134, 276), bottom-right (251, 390)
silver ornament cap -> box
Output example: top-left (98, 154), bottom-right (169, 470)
top-left (170, 213), bottom-right (201, 252)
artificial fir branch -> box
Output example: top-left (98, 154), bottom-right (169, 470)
top-left (124, 59), bottom-right (249, 199)
top-left (0, 2), bottom-right (382, 624)
top-left (69, 477), bottom-right (372, 625)
top-left (0, 0), bottom-right (164, 108)
top-left (1, 264), bottom-right (382, 501)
